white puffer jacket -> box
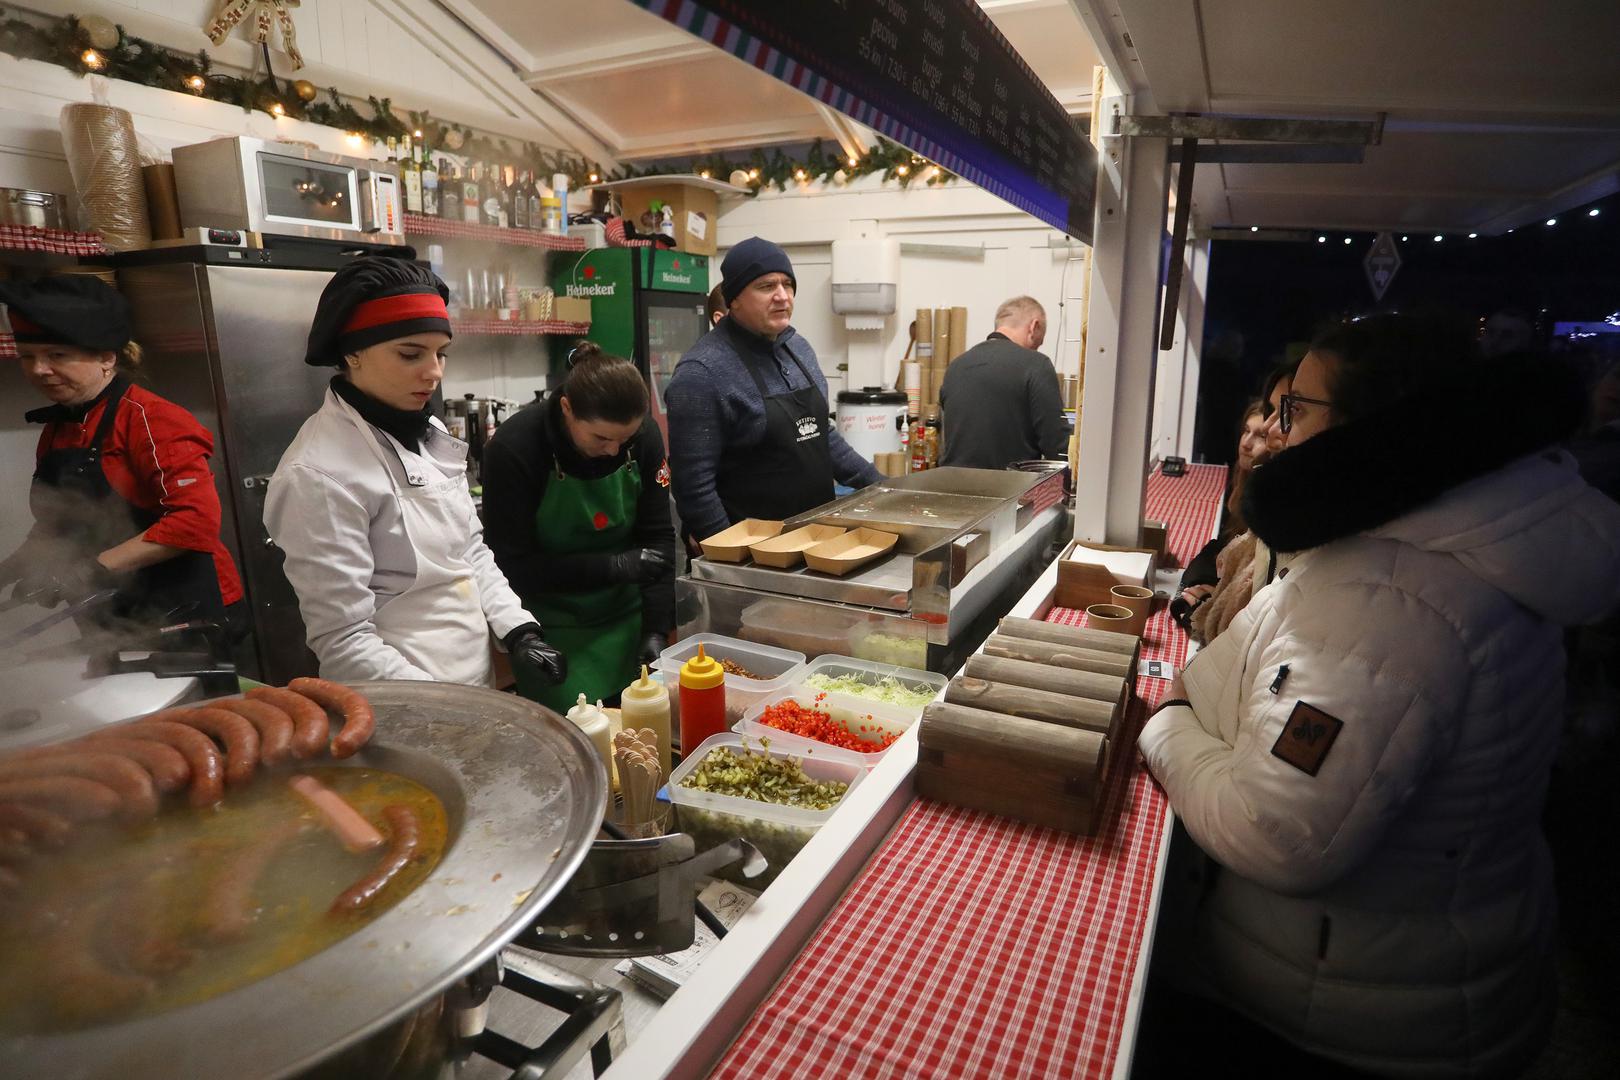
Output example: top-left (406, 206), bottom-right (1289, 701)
top-left (1140, 451), bottom-right (1620, 1077)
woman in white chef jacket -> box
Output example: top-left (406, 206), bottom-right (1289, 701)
top-left (265, 256), bottom-right (566, 688)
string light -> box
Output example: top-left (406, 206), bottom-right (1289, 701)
top-left (794, 168), bottom-right (807, 181)
top-left (896, 164), bottom-right (910, 176)
top-left (1590, 208), bottom-right (1601, 217)
top-left (269, 101), bottom-right (286, 117)
top-left (345, 131), bottom-right (365, 148)
top-left (1343, 237), bottom-right (1352, 244)
top-left (80, 49), bottom-right (104, 70)
top-left (1249, 226), bottom-right (1258, 232)
top-left (1316, 235), bottom-right (1326, 243)
top-left (748, 168), bottom-right (760, 179)
top-left (1433, 234), bottom-right (1443, 241)
top-left (184, 74), bottom-right (206, 92)
top-left (847, 156), bottom-right (859, 167)
top-left (1546, 218), bottom-right (1557, 226)
top-left (1468, 232), bottom-right (1478, 238)
top-left (413, 129), bottom-right (423, 138)
top-left (700, 169), bottom-right (711, 179)
top-left (1401, 235), bottom-right (1409, 241)
top-left (588, 172), bottom-right (599, 183)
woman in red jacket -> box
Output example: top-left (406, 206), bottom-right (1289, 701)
top-left (0, 276), bottom-right (243, 631)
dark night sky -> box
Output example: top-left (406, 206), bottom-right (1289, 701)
top-left (1192, 193), bottom-right (1620, 461)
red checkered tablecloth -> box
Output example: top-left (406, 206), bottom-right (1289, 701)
top-left (0, 223), bottom-right (109, 257)
top-left (449, 318), bottom-right (592, 337)
top-left (402, 212), bottom-right (586, 251)
top-left (712, 462), bottom-right (1229, 1080)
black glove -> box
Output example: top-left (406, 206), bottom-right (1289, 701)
top-left (607, 547), bottom-right (673, 585)
top-left (636, 632), bottom-right (668, 668)
top-left (505, 624), bottom-right (567, 688)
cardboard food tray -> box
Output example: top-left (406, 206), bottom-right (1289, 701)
top-left (748, 525), bottom-right (848, 569)
top-left (1055, 539), bottom-right (1159, 611)
top-left (700, 519), bottom-right (784, 563)
top-left (802, 528), bottom-right (900, 576)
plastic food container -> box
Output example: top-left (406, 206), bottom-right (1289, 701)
top-left (849, 622), bottom-right (930, 669)
top-left (654, 634), bottom-right (806, 743)
top-left (735, 688), bottom-right (913, 763)
top-left (796, 654), bottom-right (946, 723)
top-left (664, 733), bottom-right (865, 887)
top-left (738, 598), bottom-right (854, 658)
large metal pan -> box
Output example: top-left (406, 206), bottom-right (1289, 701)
top-left (0, 680), bottom-right (607, 1079)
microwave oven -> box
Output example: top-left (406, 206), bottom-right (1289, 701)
top-left (172, 137), bottom-right (405, 245)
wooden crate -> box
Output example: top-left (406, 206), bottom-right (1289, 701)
top-left (1053, 540), bottom-right (1159, 612)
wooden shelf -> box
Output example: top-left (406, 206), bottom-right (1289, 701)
top-left (450, 318), bottom-right (591, 336)
top-left (403, 213), bottom-right (586, 251)
top-left (0, 223), bottom-right (109, 257)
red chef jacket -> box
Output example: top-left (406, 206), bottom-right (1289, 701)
top-left (33, 382), bottom-right (244, 605)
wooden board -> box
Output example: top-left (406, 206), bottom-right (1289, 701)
top-left (802, 528), bottom-right (899, 576)
top-left (749, 525), bottom-right (847, 568)
top-left (700, 519), bottom-right (783, 563)
top-left (916, 749), bottom-right (1103, 835)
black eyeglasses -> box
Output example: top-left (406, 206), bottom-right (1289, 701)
top-left (1278, 392), bottom-right (1332, 434)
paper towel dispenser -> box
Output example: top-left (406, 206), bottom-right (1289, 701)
top-left (830, 237), bottom-right (900, 319)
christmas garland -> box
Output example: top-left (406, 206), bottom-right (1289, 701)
top-left (0, 8), bottom-right (956, 193)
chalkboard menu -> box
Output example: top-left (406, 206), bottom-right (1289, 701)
top-left (629, 0), bottom-right (1097, 241)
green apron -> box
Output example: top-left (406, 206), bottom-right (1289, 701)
top-left (514, 455), bottom-right (644, 712)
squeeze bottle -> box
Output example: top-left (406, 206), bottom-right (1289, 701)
top-left (678, 645), bottom-right (727, 753)
top-left (566, 693), bottom-right (615, 786)
top-left (620, 664), bottom-right (672, 781)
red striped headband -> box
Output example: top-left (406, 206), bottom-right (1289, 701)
top-left (341, 291), bottom-right (449, 334)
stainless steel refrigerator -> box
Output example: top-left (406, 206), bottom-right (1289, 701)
top-left (116, 245), bottom-right (350, 684)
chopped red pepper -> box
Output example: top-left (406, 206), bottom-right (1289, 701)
top-left (757, 697), bottom-right (897, 753)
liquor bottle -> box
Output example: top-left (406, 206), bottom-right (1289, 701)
top-left (462, 161), bottom-right (481, 225)
top-left (438, 160), bottom-right (460, 219)
top-left (421, 148), bottom-right (439, 216)
top-left (495, 165), bottom-right (513, 230)
top-left (509, 169), bottom-right (529, 231)
top-left (386, 136), bottom-right (398, 167)
top-left (401, 135), bottom-right (422, 214)
top-left (479, 162), bottom-right (500, 228)
top-left (526, 173), bottom-right (543, 231)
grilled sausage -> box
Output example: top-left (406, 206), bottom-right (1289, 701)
top-left (246, 686), bottom-right (330, 759)
top-left (88, 722), bottom-right (225, 808)
top-left (331, 804), bottom-right (418, 914)
top-left (16, 737), bottom-right (191, 795)
top-left (213, 697), bottom-right (295, 765)
top-left (0, 802), bottom-right (74, 847)
top-left (0, 753), bottom-right (157, 821)
top-left (138, 707), bottom-right (259, 787)
top-left (0, 776), bottom-right (121, 821)
top-left (289, 678), bottom-right (376, 758)
top-left (201, 820), bottom-right (303, 942)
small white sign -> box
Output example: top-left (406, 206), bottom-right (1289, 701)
top-left (1138, 658), bottom-right (1176, 681)
top-left (686, 210), bottom-right (709, 241)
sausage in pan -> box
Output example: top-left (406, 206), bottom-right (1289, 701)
top-left (330, 804), bottom-right (418, 914)
top-left (0, 801), bottom-right (74, 847)
top-left (289, 678), bottom-right (376, 758)
top-left (0, 776), bottom-right (122, 821)
top-left (138, 707), bottom-right (259, 787)
top-left (19, 737), bottom-right (191, 794)
top-left (246, 685), bottom-right (331, 758)
top-left (213, 697), bottom-right (295, 765)
top-left (201, 820), bottom-right (304, 942)
top-left (90, 722), bottom-right (225, 807)
top-left (0, 753), bottom-right (158, 821)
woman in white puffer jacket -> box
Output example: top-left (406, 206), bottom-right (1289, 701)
top-left (1140, 315), bottom-right (1620, 1078)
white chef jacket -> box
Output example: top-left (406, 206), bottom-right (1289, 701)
top-left (264, 388), bottom-right (535, 683)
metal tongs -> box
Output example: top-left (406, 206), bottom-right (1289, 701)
top-left (0, 588), bottom-right (119, 651)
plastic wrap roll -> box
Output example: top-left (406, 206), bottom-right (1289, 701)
top-left (949, 306), bottom-right (968, 361)
top-left (904, 361), bottom-right (922, 415)
top-left (59, 102), bottom-right (150, 251)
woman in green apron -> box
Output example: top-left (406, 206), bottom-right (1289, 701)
top-left (482, 343), bottom-right (675, 711)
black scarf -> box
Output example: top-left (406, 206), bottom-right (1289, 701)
top-left (1242, 354), bottom-right (1586, 553)
top-left (332, 376), bottom-right (431, 453)
top-left (24, 374), bottom-right (125, 425)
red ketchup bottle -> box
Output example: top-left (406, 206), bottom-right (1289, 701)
top-left (678, 644), bottom-right (728, 753)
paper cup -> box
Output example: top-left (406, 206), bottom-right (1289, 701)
top-left (1084, 603), bottom-right (1137, 636)
top-left (1109, 585), bottom-right (1153, 637)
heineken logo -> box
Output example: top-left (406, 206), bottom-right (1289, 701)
top-left (660, 272), bottom-right (693, 285)
top-left (566, 282), bottom-right (617, 297)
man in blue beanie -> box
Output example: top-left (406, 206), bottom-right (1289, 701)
top-left (666, 236), bottom-right (880, 542)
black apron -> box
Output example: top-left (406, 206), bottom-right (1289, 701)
top-left (30, 378), bottom-right (223, 626)
top-left (715, 340), bottom-right (835, 523)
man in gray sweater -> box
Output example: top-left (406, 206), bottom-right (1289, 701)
top-left (939, 296), bottom-right (1069, 469)
top-left (666, 237), bottom-right (881, 542)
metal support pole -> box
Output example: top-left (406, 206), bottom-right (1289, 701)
top-left (1176, 237), bottom-right (1211, 459)
top-left (1074, 78), bottom-right (1169, 546)
top-left (1158, 139), bottom-right (1197, 351)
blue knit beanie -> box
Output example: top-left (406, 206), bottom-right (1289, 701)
top-left (720, 236), bottom-right (795, 305)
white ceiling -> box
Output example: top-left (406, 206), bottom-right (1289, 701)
top-left (441, 0), bottom-right (1100, 161)
top-left (1075, 0), bottom-right (1620, 233)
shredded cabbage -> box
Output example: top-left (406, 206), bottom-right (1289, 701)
top-left (803, 671), bottom-right (937, 709)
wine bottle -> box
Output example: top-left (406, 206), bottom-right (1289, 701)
top-left (481, 162), bottom-right (502, 228)
top-left (462, 161), bottom-right (481, 225)
top-left (526, 173), bottom-right (543, 232)
top-left (438, 160), bottom-right (459, 219)
top-left (401, 135), bottom-right (422, 214)
top-left (495, 164), bottom-right (513, 230)
top-left (510, 169), bottom-right (529, 231)
top-left (421, 148), bottom-right (439, 215)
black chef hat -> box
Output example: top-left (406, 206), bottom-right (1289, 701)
top-left (304, 256), bottom-right (451, 367)
top-left (0, 275), bottom-right (131, 352)
top-left (720, 236), bottom-right (795, 306)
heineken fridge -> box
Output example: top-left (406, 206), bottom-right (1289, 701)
top-left (550, 248), bottom-right (711, 443)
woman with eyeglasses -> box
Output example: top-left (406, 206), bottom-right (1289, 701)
top-left (1137, 314), bottom-right (1620, 1077)
top-left (264, 257), bottom-right (564, 692)
top-left (481, 342), bottom-right (674, 710)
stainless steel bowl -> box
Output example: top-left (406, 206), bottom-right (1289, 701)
top-left (0, 680), bottom-right (607, 1079)
top-left (0, 188), bottom-right (74, 230)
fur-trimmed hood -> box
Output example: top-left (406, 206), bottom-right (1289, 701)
top-left (1244, 355), bottom-right (1620, 625)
